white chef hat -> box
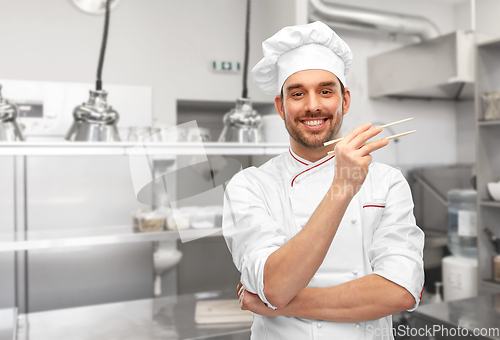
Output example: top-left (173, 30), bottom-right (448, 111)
top-left (251, 21), bottom-right (353, 95)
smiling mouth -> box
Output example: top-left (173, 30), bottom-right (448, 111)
top-left (301, 118), bottom-right (328, 129)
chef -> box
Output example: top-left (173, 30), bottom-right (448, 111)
top-left (222, 21), bottom-right (424, 340)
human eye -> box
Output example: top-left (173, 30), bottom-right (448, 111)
top-left (320, 89), bottom-right (333, 95)
top-left (291, 92), bottom-right (304, 97)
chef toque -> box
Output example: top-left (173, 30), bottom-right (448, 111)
top-left (251, 21), bottom-right (353, 95)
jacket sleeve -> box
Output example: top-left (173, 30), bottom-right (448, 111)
top-left (222, 169), bottom-right (288, 310)
top-left (367, 169), bottom-right (425, 312)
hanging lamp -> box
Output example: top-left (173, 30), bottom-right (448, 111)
top-left (66, 0), bottom-right (120, 142)
top-left (218, 0), bottom-right (263, 143)
top-left (71, 0), bottom-right (121, 15)
top-left (0, 84), bottom-right (25, 142)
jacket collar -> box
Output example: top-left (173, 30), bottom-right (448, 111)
top-left (288, 148), bottom-right (310, 166)
top-left (289, 147), bottom-right (334, 167)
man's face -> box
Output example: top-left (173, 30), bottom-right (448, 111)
top-left (275, 69), bottom-right (350, 150)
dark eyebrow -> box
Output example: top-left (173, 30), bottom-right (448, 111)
top-left (318, 81), bottom-right (336, 87)
top-left (285, 83), bottom-right (304, 93)
top-left (285, 81), bottom-right (338, 94)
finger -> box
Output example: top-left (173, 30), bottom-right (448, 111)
top-left (339, 122), bottom-right (372, 144)
top-left (237, 285), bottom-right (244, 298)
top-left (237, 282), bottom-right (242, 295)
top-left (357, 138), bottom-right (389, 156)
top-left (348, 126), bottom-right (383, 150)
top-left (239, 290), bottom-right (246, 309)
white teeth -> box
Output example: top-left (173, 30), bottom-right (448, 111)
top-left (303, 120), bottom-right (324, 126)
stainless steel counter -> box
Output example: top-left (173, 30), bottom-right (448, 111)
top-left (16, 290), bottom-right (251, 340)
top-left (412, 294), bottom-right (500, 340)
top-left (16, 291), bottom-right (500, 339)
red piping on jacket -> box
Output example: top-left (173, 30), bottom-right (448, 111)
top-left (363, 205), bottom-right (386, 208)
top-left (291, 155), bottom-right (335, 187)
top-left (289, 149), bottom-right (309, 166)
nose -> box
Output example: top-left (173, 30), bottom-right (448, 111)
top-left (305, 93), bottom-right (321, 113)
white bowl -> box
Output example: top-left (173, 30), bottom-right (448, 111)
top-left (487, 182), bottom-right (500, 201)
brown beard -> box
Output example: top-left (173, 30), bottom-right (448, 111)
top-left (283, 108), bottom-right (344, 149)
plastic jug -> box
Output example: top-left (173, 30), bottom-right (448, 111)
top-left (447, 189), bottom-right (477, 259)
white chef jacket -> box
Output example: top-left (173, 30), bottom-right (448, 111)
top-left (222, 148), bottom-right (425, 340)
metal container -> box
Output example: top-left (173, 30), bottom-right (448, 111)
top-left (65, 90), bottom-right (120, 142)
top-left (481, 90), bottom-right (500, 120)
top-left (218, 98), bottom-right (263, 143)
top-left (0, 84), bottom-right (25, 142)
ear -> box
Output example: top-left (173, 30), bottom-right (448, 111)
top-left (274, 95), bottom-right (285, 120)
top-left (342, 87), bottom-right (351, 116)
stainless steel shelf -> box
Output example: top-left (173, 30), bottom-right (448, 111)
top-left (0, 142), bottom-right (289, 156)
top-left (479, 120), bottom-right (500, 126)
top-left (477, 35), bottom-right (500, 48)
top-left (0, 226), bottom-right (222, 252)
top-left (476, 37), bottom-right (500, 296)
top-left (483, 279), bottom-right (500, 287)
top-left (482, 279), bottom-right (500, 295)
top-left (480, 200), bottom-right (500, 208)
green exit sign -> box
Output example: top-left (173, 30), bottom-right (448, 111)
top-left (212, 61), bottom-right (241, 73)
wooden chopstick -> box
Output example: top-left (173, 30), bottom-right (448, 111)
top-left (323, 118), bottom-right (413, 146)
top-left (326, 130), bottom-right (417, 156)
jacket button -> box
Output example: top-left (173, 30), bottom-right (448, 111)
top-left (317, 323), bottom-right (322, 328)
top-left (352, 269), bottom-right (358, 275)
top-left (355, 323), bottom-right (361, 329)
top-left (351, 219), bottom-right (356, 224)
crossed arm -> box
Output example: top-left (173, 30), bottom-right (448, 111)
top-left (241, 185), bottom-right (417, 322)
top-left (237, 179), bottom-right (418, 322)
top-left (238, 273), bottom-right (415, 322)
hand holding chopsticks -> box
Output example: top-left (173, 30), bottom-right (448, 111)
top-left (324, 117), bottom-right (416, 156)
top-left (324, 117), bottom-right (413, 146)
top-left (329, 123), bottom-right (387, 196)
top-left (326, 130), bottom-right (416, 156)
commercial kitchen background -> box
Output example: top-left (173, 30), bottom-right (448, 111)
top-left (0, 0), bottom-right (499, 338)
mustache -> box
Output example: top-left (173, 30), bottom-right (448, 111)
top-left (295, 113), bottom-right (334, 120)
